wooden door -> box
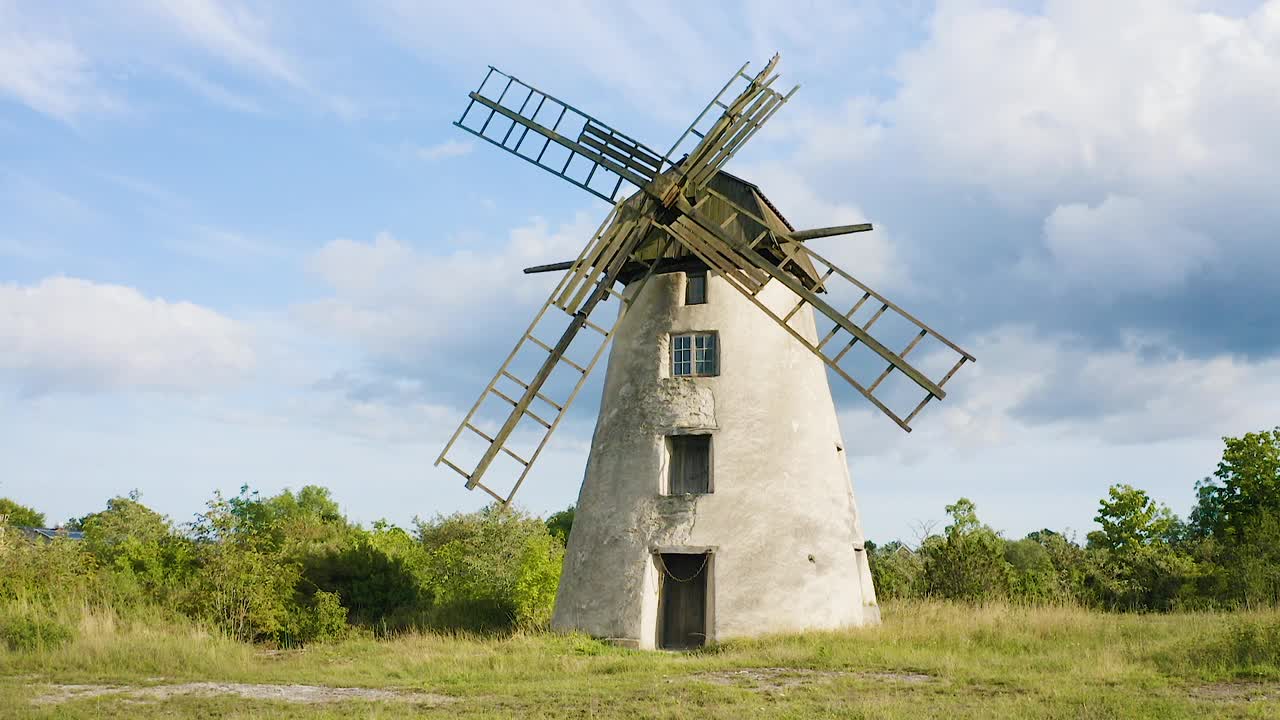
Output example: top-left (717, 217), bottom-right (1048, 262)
top-left (658, 553), bottom-right (708, 649)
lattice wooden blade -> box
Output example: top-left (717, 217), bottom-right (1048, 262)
top-left (666, 55), bottom-right (798, 195)
top-left (666, 199), bottom-right (975, 431)
top-left (435, 200), bottom-right (668, 503)
top-left (455, 66), bottom-right (663, 204)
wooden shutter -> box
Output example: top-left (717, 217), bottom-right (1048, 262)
top-left (669, 435), bottom-right (711, 494)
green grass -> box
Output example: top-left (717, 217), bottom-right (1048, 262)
top-left (3, 601), bottom-right (1280, 719)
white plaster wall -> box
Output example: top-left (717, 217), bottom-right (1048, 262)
top-left (551, 271), bottom-right (880, 648)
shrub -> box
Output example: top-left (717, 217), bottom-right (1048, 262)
top-left (0, 614), bottom-right (74, 651)
top-left (0, 533), bottom-right (95, 603)
top-left (301, 525), bottom-right (426, 630)
top-left (1223, 618), bottom-right (1280, 670)
top-left (920, 499), bottom-right (1011, 601)
top-left (867, 541), bottom-right (922, 601)
top-left (416, 506), bottom-right (564, 631)
top-left (284, 590), bottom-right (349, 645)
top-left (1004, 538), bottom-right (1058, 603)
top-left (81, 495), bottom-right (195, 601)
top-left (184, 542), bottom-right (300, 642)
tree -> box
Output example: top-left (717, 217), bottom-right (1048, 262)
top-left (0, 498), bottom-right (45, 528)
top-left (1086, 484), bottom-right (1195, 610)
top-left (1088, 484), bottom-right (1178, 553)
top-left (919, 498), bottom-right (1010, 601)
top-left (1192, 428), bottom-right (1280, 541)
top-left (1189, 429), bottom-right (1280, 606)
top-left (546, 506), bottom-right (575, 544)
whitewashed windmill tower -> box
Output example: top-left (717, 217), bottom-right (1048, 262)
top-left (437, 56), bottom-right (975, 649)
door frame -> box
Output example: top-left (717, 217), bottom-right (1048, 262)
top-left (652, 545), bottom-right (716, 649)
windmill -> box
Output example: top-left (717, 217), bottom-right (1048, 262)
top-left (436, 55), bottom-right (974, 649)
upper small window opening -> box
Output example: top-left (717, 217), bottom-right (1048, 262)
top-left (685, 271), bottom-right (707, 305)
top-left (668, 434), bottom-right (712, 495)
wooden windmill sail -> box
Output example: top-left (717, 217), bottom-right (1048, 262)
top-left (436, 54), bottom-right (975, 506)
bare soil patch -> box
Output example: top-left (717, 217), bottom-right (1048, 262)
top-left (32, 682), bottom-right (454, 706)
top-left (693, 667), bottom-right (933, 692)
top-left (1189, 682), bottom-right (1280, 703)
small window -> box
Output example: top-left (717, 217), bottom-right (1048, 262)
top-left (668, 434), bottom-right (711, 494)
top-left (685, 271), bottom-right (707, 305)
top-left (671, 333), bottom-right (717, 377)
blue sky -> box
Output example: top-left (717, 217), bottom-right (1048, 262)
top-left (3, 0), bottom-right (1279, 544)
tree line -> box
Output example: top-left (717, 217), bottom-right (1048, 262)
top-left (869, 428), bottom-right (1280, 610)
top-left (1, 487), bottom-right (565, 645)
top-left (0, 427), bottom-right (1275, 648)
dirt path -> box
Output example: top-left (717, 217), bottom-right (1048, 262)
top-left (32, 682), bottom-right (454, 706)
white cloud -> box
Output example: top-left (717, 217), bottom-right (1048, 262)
top-left (838, 324), bottom-right (1280, 464)
top-left (885, 0), bottom-right (1280, 199)
top-left (136, 0), bottom-right (302, 87)
top-left (0, 276), bottom-right (254, 394)
top-left (1039, 194), bottom-right (1217, 295)
top-left (0, 1), bottom-right (354, 122)
top-left (837, 323), bottom-right (1280, 540)
top-left (0, 10), bottom-right (120, 121)
top-left (296, 213), bottom-right (598, 359)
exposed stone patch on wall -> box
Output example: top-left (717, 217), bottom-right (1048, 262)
top-left (648, 378), bottom-right (716, 431)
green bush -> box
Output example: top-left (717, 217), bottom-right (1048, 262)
top-left (1003, 538), bottom-right (1058, 603)
top-left (81, 495), bottom-right (195, 602)
top-left (0, 614), bottom-right (74, 651)
top-left (301, 525), bottom-right (427, 630)
top-left (284, 590), bottom-right (348, 645)
top-left (0, 532), bottom-right (95, 603)
top-left (416, 506), bottom-right (564, 631)
top-left (867, 541), bottom-right (922, 601)
top-left (184, 541), bottom-right (300, 642)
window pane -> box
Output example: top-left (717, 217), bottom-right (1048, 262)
top-left (673, 334), bottom-right (692, 376)
top-left (694, 333), bottom-right (717, 375)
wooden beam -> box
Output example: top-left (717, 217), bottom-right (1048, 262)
top-left (523, 255), bottom-right (712, 279)
top-left (788, 224), bottom-right (873, 242)
top-left (576, 134), bottom-right (659, 180)
top-left (579, 124), bottom-right (663, 170)
top-left (524, 261), bottom-right (575, 274)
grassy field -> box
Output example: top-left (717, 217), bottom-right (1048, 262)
top-left (3, 601), bottom-right (1280, 719)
